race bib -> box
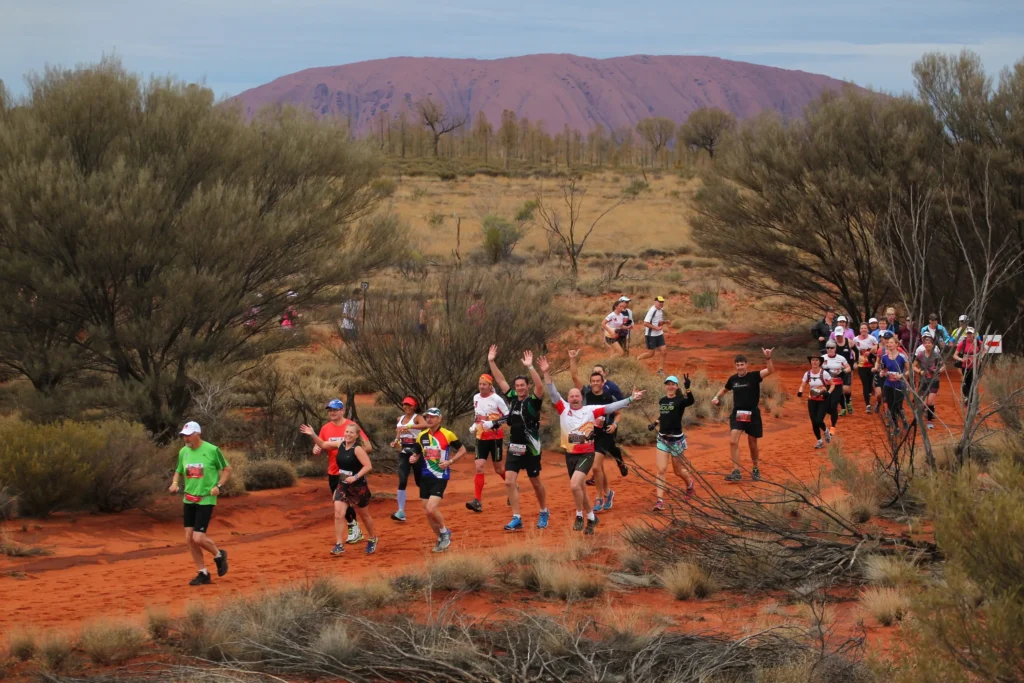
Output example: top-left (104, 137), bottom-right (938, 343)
top-left (400, 435), bottom-right (416, 446)
top-left (184, 493), bottom-right (203, 503)
top-left (810, 387), bottom-right (827, 399)
top-left (184, 463), bottom-right (204, 479)
top-left (736, 410), bottom-right (753, 423)
top-left (424, 447), bottom-right (441, 461)
top-left (339, 470), bottom-right (354, 477)
top-left (568, 432), bottom-right (589, 444)
top-left (888, 371), bottom-right (902, 381)
top-left (508, 443), bottom-right (527, 456)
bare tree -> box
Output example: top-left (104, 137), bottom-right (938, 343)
top-left (417, 97), bottom-right (467, 157)
top-left (679, 107), bottom-right (736, 159)
top-left (636, 117), bottom-right (676, 166)
top-left (534, 176), bottom-right (630, 280)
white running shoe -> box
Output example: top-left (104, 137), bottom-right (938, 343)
top-left (346, 522), bottom-right (363, 544)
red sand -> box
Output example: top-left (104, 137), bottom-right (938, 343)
top-left (0, 329), bottom-right (962, 640)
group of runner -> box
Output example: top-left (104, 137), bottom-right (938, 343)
top-left (801, 306), bottom-right (985, 447)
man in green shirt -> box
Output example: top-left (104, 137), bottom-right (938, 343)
top-left (169, 421), bottom-right (232, 586)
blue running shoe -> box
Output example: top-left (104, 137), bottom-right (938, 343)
top-left (366, 537), bottom-right (378, 554)
top-left (593, 497), bottom-right (604, 512)
top-left (602, 490), bottom-right (615, 510)
top-left (504, 516), bottom-right (523, 532)
top-left (330, 543), bottom-right (345, 556)
top-left (537, 509), bottom-right (550, 529)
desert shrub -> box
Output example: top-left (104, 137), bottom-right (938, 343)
top-left (983, 355), bottom-right (1024, 433)
top-left (340, 579), bottom-right (400, 610)
top-left (428, 555), bottom-right (492, 592)
top-left (244, 458), bottom-right (297, 491)
top-left (411, 187), bottom-right (429, 200)
top-left (35, 632), bottom-right (73, 673)
top-left (480, 214), bottom-right (524, 264)
top-left (79, 619), bottom-right (147, 665)
top-left (437, 170), bottom-right (458, 182)
top-left (863, 554), bottom-right (921, 587)
top-left (658, 561), bottom-right (716, 600)
top-left (371, 176), bottom-right (398, 198)
top-left (217, 451), bottom-right (247, 497)
top-left (623, 178), bottom-right (649, 196)
top-left (310, 622), bottom-right (358, 664)
top-left (0, 485), bottom-right (17, 520)
top-left (0, 418), bottom-right (166, 516)
top-left (859, 587), bottom-right (910, 626)
top-left (537, 560), bottom-right (604, 601)
top-left (827, 445), bottom-right (886, 521)
top-left (0, 531), bottom-right (51, 557)
top-left (389, 571), bottom-right (428, 594)
top-left (690, 284), bottom-right (720, 312)
top-left (295, 456), bottom-right (328, 479)
top-left (7, 628), bottom-right (36, 661)
top-left (618, 548), bottom-right (647, 574)
top-left (425, 209), bottom-right (444, 226)
top-left (145, 606), bottom-right (172, 642)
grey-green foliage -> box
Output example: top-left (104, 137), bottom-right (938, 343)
top-left (0, 57), bottom-right (405, 439)
top-left (481, 214), bottom-right (523, 263)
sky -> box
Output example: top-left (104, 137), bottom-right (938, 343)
top-left (2, 0), bottom-right (1022, 99)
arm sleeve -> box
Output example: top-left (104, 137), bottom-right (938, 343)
top-left (546, 383), bottom-right (565, 413)
top-left (596, 396), bottom-right (633, 416)
top-left (449, 439), bottom-right (463, 450)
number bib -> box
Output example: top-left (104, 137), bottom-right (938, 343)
top-left (508, 443), bottom-right (527, 456)
top-left (339, 470), bottom-right (354, 477)
top-left (810, 387), bottom-right (827, 399)
top-left (736, 410), bottom-right (753, 423)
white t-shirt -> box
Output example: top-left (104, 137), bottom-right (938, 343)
top-left (643, 306), bottom-right (664, 337)
top-left (473, 391), bottom-right (508, 440)
top-left (821, 354), bottom-right (850, 383)
top-left (604, 312), bottom-right (627, 336)
top-left (802, 370), bottom-right (833, 400)
top-left (853, 334), bottom-right (878, 368)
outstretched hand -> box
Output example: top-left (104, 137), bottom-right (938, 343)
top-left (683, 373), bottom-right (691, 390)
top-left (522, 350), bottom-right (534, 367)
top-left (568, 348), bottom-right (580, 359)
top-left (488, 344), bottom-right (498, 362)
top-left (537, 356), bottom-right (550, 374)
top-left (630, 387), bottom-right (645, 402)
top-left (299, 424), bottom-right (315, 437)
top-left (763, 347), bottom-right (774, 359)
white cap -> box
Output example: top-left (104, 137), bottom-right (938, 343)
top-left (966, 327), bottom-right (976, 334)
top-left (837, 315), bottom-right (847, 322)
top-left (618, 295), bottom-right (631, 302)
top-left (958, 315), bottom-right (968, 322)
top-left (868, 317), bottom-right (878, 324)
top-left (180, 421), bottom-right (202, 436)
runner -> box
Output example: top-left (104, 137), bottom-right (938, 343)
top-left (390, 397), bottom-right (426, 521)
top-left (539, 355), bottom-right (643, 534)
top-left (830, 315), bottom-right (855, 342)
top-left (637, 296), bottom-right (669, 375)
top-left (486, 346), bottom-right (550, 531)
top-left (821, 340), bottom-right (852, 430)
top-left (811, 306), bottom-right (836, 351)
top-left (572, 368), bottom-right (620, 513)
top-left (299, 399), bottom-right (372, 545)
top-left (169, 422), bottom-right (231, 586)
top-left (951, 315), bottom-right (969, 342)
top-left (872, 318), bottom-right (890, 342)
top-left (913, 333), bottom-right (944, 430)
top-left (853, 323), bottom-right (879, 413)
top-left (712, 348), bottom-right (775, 482)
top-left (330, 423), bottom-right (378, 555)
top-left (465, 373), bottom-right (508, 513)
top-left (953, 327), bottom-right (982, 406)
top-left (868, 317), bottom-right (879, 336)
top-left (920, 313), bottom-right (953, 349)
top-left (879, 335), bottom-right (909, 432)
top-left (899, 316), bottom-right (921, 355)
top-left (602, 299), bottom-right (631, 357)
top-left (649, 374), bottom-right (696, 510)
top-left (832, 328), bottom-right (856, 415)
top-left (406, 407), bottom-right (468, 552)
top-left (568, 351), bottom-right (629, 479)
top-left (884, 307), bottom-right (901, 337)
top-left (797, 356), bottom-right (834, 448)
top-left (618, 296), bottom-right (635, 357)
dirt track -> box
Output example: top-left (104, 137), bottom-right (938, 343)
top-left (0, 329), bottom-right (963, 635)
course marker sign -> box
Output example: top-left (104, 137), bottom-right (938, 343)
top-left (984, 335), bottom-right (1003, 354)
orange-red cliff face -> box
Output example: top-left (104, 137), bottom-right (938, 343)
top-left (230, 53), bottom-right (857, 134)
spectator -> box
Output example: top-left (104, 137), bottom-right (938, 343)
top-left (885, 307), bottom-right (901, 337)
top-left (899, 316), bottom-right (921, 354)
top-left (951, 315), bottom-right (969, 342)
top-left (811, 306), bottom-right (836, 349)
top-left (341, 288), bottom-right (362, 341)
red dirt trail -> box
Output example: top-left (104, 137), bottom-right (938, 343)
top-left (0, 329), bottom-right (964, 640)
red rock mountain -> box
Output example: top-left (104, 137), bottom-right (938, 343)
top-left (231, 54), bottom-right (856, 135)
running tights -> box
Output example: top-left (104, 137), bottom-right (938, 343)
top-left (962, 368), bottom-right (975, 400)
top-left (857, 368), bottom-right (874, 405)
top-left (883, 386), bottom-right (905, 427)
top-left (808, 399), bottom-right (829, 440)
top-left (828, 388), bottom-right (843, 427)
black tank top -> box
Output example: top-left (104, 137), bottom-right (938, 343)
top-left (335, 443), bottom-right (362, 478)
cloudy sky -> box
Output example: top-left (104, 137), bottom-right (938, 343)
top-left (2, 0), bottom-right (1021, 98)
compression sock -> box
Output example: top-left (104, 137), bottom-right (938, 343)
top-left (474, 473), bottom-right (485, 501)
top-left (927, 406), bottom-right (936, 421)
top-left (396, 489), bottom-right (407, 512)
top-left (587, 512), bottom-right (596, 521)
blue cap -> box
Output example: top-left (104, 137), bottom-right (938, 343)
top-left (325, 399), bottom-right (345, 410)
top-left (664, 375), bottom-right (680, 384)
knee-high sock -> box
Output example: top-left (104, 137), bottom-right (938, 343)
top-left (396, 489), bottom-right (407, 511)
top-left (474, 473), bottom-right (485, 501)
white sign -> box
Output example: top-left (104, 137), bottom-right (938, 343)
top-left (983, 335), bottom-right (1003, 354)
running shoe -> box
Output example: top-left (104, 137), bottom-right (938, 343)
top-left (602, 490), bottom-right (615, 510)
top-left (346, 525), bottom-right (364, 545)
top-left (927, 422), bottom-right (935, 430)
top-left (391, 510), bottom-right (407, 522)
top-left (504, 516), bottom-right (523, 532)
top-left (331, 543), bottom-right (345, 556)
top-left (593, 497), bottom-right (604, 512)
top-left (815, 440), bottom-right (823, 449)
top-left (465, 499), bottom-right (483, 513)
top-left (537, 510), bottom-right (550, 529)
top-left (436, 529), bottom-right (452, 552)
top-left (584, 517), bottom-right (598, 535)
top-left (214, 549), bottom-right (228, 577)
top-left (752, 468), bottom-right (761, 481)
top-left (826, 428), bottom-right (834, 443)
top-left (431, 535), bottom-right (445, 553)
top-left (684, 483), bottom-right (695, 499)
top-left (724, 469), bottom-right (742, 482)
top-left (653, 499), bottom-right (665, 512)
top-left (585, 477), bottom-right (595, 486)
top-left (866, 405), bottom-right (873, 414)
top-left (617, 459), bottom-right (629, 477)
top-left (572, 515), bottom-right (584, 531)
top-left (366, 537), bottom-right (378, 554)
top-left (189, 571), bottom-right (211, 586)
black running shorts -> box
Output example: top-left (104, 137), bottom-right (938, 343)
top-left (565, 452), bottom-right (595, 477)
top-left (183, 503), bottom-right (214, 533)
top-left (328, 474), bottom-right (340, 494)
top-left (419, 477), bottom-right (448, 500)
top-left (475, 438), bottom-right (504, 462)
top-left (334, 478), bottom-right (371, 508)
top-left (729, 408), bottom-right (764, 439)
top-left (645, 335), bottom-right (666, 350)
top-left (506, 451), bottom-right (542, 478)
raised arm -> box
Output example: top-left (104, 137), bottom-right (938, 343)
top-left (568, 348), bottom-right (584, 390)
top-left (759, 348), bottom-right (775, 378)
top-left (538, 356), bottom-right (563, 407)
top-left (487, 344), bottom-right (511, 394)
top-left (523, 350), bottom-right (545, 399)
top-left (595, 388), bottom-right (645, 417)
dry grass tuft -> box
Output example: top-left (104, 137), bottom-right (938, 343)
top-left (863, 554), bottom-right (921, 587)
top-left (342, 579), bottom-right (400, 609)
top-left (427, 555), bottom-right (493, 592)
top-left (0, 530), bottom-right (51, 557)
top-left (559, 529), bottom-right (597, 563)
top-left (310, 622), bottom-right (358, 663)
top-left (536, 560), bottom-right (605, 601)
top-left (145, 605), bottom-right (172, 641)
top-left (79, 619), bottom-right (147, 665)
top-left (35, 631), bottom-right (74, 673)
top-left (859, 587), bottom-right (911, 626)
top-left (658, 561), bottom-right (716, 600)
top-left (617, 547), bottom-right (647, 574)
top-left (602, 607), bottom-right (665, 649)
top-left (389, 571), bottom-right (428, 594)
top-left (7, 627), bottom-right (37, 661)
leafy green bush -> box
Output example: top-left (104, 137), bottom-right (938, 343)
top-left (690, 286), bottom-right (719, 312)
top-left (371, 177), bottom-right (397, 198)
top-left (244, 458), bottom-right (297, 491)
top-left (480, 214), bottom-right (525, 264)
